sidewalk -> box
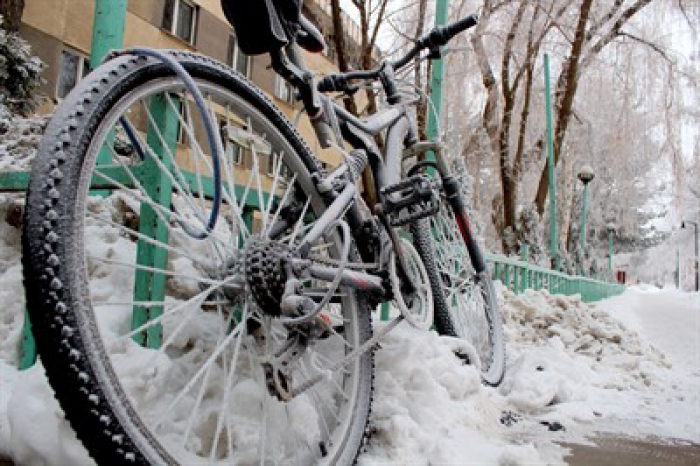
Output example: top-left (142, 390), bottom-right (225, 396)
top-left (564, 435), bottom-right (700, 466)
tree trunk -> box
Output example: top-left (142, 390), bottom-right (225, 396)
top-left (534, 0), bottom-right (594, 217)
top-left (329, 0), bottom-right (359, 115)
top-left (0, 0), bottom-right (25, 32)
top-left (533, 0), bottom-right (655, 217)
top-left (414, 0), bottom-right (429, 140)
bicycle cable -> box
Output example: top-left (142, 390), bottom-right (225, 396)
top-left (108, 48), bottom-right (224, 240)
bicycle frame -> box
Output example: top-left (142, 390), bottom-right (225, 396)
top-left (267, 42), bottom-right (488, 301)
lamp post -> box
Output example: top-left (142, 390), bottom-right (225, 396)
top-left (606, 222), bottom-right (615, 275)
top-left (577, 165), bottom-right (595, 251)
top-left (681, 220), bottom-right (699, 292)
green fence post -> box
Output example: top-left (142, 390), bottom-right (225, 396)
top-left (425, 0), bottom-right (449, 154)
top-left (18, 311), bottom-right (36, 370)
top-left (91, 0), bottom-right (128, 166)
top-left (131, 94), bottom-right (178, 348)
top-left (519, 246), bottom-right (529, 294)
top-left (544, 54), bottom-right (558, 270)
top-left (381, 302), bottom-right (390, 321)
top-left (19, 0), bottom-right (128, 369)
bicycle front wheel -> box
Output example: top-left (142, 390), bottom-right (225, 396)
top-left (412, 201), bottom-right (505, 386)
top-left (23, 52), bottom-right (373, 465)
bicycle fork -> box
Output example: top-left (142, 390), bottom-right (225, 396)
top-left (405, 141), bottom-right (488, 275)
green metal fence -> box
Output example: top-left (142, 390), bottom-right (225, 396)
top-left (485, 252), bottom-right (625, 302)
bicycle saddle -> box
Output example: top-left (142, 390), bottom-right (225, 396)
top-left (297, 15), bottom-right (326, 54)
top-left (221, 0), bottom-right (326, 55)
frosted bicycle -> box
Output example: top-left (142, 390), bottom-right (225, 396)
top-left (22, 0), bottom-right (504, 464)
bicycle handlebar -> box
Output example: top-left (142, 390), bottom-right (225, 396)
top-left (317, 14), bottom-right (478, 93)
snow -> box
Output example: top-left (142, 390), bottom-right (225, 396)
top-left (604, 287), bottom-right (699, 370)
top-left (0, 105), bottom-right (47, 172)
top-left (0, 193), bottom-right (698, 465)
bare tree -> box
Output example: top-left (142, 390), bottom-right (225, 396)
top-left (0, 0), bottom-right (24, 32)
top-left (328, 0), bottom-right (391, 116)
top-left (460, 0), bottom-right (657, 251)
top-left (532, 0), bottom-right (655, 218)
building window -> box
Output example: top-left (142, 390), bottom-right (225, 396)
top-left (220, 120), bottom-right (245, 166)
top-left (228, 36), bottom-right (251, 78)
top-left (266, 153), bottom-right (277, 176)
top-left (56, 49), bottom-right (89, 99)
top-left (177, 102), bottom-right (191, 144)
top-left (229, 144), bottom-right (244, 165)
top-left (274, 75), bottom-right (295, 105)
top-left (163, 0), bottom-right (198, 44)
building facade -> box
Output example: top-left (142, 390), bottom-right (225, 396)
top-left (19, 0), bottom-right (360, 165)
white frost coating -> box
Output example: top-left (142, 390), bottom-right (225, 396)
top-left (0, 192), bottom-right (697, 464)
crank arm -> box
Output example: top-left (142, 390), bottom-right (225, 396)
top-left (377, 213), bottom-right (417, 297)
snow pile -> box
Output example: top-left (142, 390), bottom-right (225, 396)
top-left (502, 288), bottom-right (671, 398)
top-left (0, 104), bottom-right (48, 171)
top-left (0, 192), bottom-right (697, 464)
top-left (359, 325), bottom-right (557, 465)
top-left (2, 360), bottom-right (93, 466)
top-left (0, 195), bottom-right (24, 365)
top-left (360, 287), bottom-right (697, 464)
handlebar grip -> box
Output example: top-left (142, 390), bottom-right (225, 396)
top-left (444, 14), bottom-right (478, 40)
top-left (421, 14), bottom-right (478, 49)
top-left (317, 74), bottom-right (348, 93)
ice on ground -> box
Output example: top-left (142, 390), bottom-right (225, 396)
top-left (0, 192), bottom-right (697, 464)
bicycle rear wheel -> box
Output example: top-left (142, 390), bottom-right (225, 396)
top-left (22, 52), bottom-right (373, 465)
top-left (412, 201), bottom-right (505, 386)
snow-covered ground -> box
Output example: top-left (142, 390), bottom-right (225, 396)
top-left (0, 193), bottom-right (698, 465)
top-left (358, 286), bottom-right (699, 465)
top-left (0, 105), bottom-right (46, 172)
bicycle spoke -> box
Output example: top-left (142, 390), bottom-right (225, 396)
top-left (208, 303), bottom-right (249, 462)
top-left (85, 211), bottom-right (206, 267)
top-left (137, 99), bottom-right (209, 224)
top-left (264, 172), bottom-right (298, 240)
top-left (153, 317), bottom-right (246, 430)
top-left (114, 277), bottom-right (238, 342)
top-left (87, 254), bottom-right (222, 286)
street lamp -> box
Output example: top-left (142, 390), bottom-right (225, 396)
top-left (681, 220), bottom-right (699, 292)
top-left (606, 222), bottom-right (615, 275)
top-left (577, 165), bottom-right (595, 251)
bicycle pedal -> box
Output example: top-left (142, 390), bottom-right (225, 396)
top-left (379, 175), bottom-right (440, 227)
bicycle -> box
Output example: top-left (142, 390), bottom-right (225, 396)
top-left (22, 1), bottom-right (504, 464)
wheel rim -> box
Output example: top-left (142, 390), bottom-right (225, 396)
top-left (71, 77), bottom-right (368, 464)
top-left (390, 238), bottom-right (433, 330)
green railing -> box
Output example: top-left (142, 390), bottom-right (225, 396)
top-left (485, 252), bottom-right (625, 302)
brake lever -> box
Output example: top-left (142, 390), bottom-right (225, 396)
top-left (345, 84), bottom-right (361, 96)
